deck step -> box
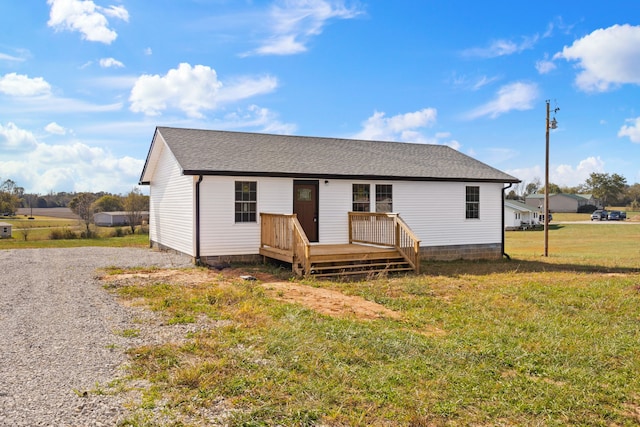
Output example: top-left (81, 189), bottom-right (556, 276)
top-left (308, 256), bottom-right (412, 278)
top-left (311, 260), bottom-right (409, 272)
top-left (311, 267), bottom-right (414, 278)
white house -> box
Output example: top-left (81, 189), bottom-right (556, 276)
top-left (139, 127), bottom-right (520, 270)
top-left (94, 211), bottom-right (149, 227)
top-left (504, 200), bottom-right (541, 230)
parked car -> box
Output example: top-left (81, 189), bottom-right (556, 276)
top-left (620, 211), bottom-right (627, 220)
top-left (607, 210), bottom-right (622, 221)
top-left (591, 210), bottom-right (608, 221)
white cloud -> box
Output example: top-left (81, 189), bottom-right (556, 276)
top-left (0, 122), bottom-right (39, 152)
top-left (221, 104), bottom-right (297, 134)
top-left (99, 57), bottom-right (124, 68)
top-left (101, 4), bottom-right (128, 21)
top-left (618, 117), bottom-right (640, 143)
top-left (462, 35), bottom-right (538, 58)
top-left (129, 63), bottom-right (278, 118)
top-left (351, 108), bottom-right (458, 146)
top-left (466, 82), bottom-right (538, 119)
top-left (555, 24), bottom-right (640, 92)
top-left (0, 96), bottom-right (122, 114)
top-left (45, 122), bottom-right (67, 135)
top-left (554, 157), bottom-right (605, 186)
top-left (47, 0), bottom-right (129, 44)
top-left (450, 73), bottom-right (500, 91)
top-left (535, 54), bottom-right (556, 74)
top-left (244, 0), bottom-right (362, 56)
top-left (144, 47), bottom-right (152, 55)
top-left (507, 156), bottom-right (605, 187)
top-left (0, 73), bottom-right (52, 97)
top-left (471, 75), bottom-right (499, 91)
top-left (0, 122), bottom-right (143, 194)
top-left (0, 52), bottom-right (26, 62)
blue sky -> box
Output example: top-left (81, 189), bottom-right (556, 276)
top-left (1, 1), bottom-right (640, 194)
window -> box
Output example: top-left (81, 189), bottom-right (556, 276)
top-left (352, 184), bottom-right (370, 212)
top-left (235, 181), bottom-right (257, 222)
top-left (376, 184), bottom-right (393, 212)
top-left (465, 186), bottom-right (480, 219)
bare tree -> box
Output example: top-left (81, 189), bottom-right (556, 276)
top-left (123, 187), bottom-right (149, 234)
top-left (69, 192), bottom-right (97, 237)
top-left (17, 221), bottom-right (32, 241)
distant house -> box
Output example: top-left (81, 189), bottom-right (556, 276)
top-left (504, 200), bottom-right (540, 230)
top-left (94, 211), bottom-right (149, 227)
top-left (0, 222), bottom-right (11, 238)
top-left (139, 127), bottom-right (519, 274)
top-left (524, 193), bottom-right (598, 213)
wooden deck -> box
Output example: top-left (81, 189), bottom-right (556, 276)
top-left (259, 213), bottom-right (421, 278)
top-left (260, 243), bottom-right (399, 263)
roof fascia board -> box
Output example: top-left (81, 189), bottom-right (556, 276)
top-left (181, 169), bottom-right (520, 184)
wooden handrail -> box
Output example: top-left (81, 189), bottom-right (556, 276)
top-left (348, 212), bottom-right (421, 273)
top-left (291, 217), bottom-right (311, 276)
top-left (395, 214), bottom-right (421, 274)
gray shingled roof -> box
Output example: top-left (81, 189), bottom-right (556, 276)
top-left (141, 127), bottom-right (519, 183)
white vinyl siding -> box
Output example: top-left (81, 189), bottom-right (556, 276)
top-left (318, 180), bottom-right (352, 244)
top-left (319, 180), bottom-right (502, 247)
top-left (148, 141), bottom-right (195, 256)
top-left (199, 176), bottom-right (292, 256)
top-left (386, 181), bottom-right (503, 247)
top-left (148, 159), bottom-right (504, 256)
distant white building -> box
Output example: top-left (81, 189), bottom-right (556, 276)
top-left (94, 211), bottom-right (149, 227)
top-left (0, 222), bottom-right (12, 238)
top-left (525, 193), bottom-right (599, 212)
top-left (504, 200), bottom-right (541, 230)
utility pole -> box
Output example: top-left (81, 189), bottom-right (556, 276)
top-left (544, 100), bottom-right (558, 257)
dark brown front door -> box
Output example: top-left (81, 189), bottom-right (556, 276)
top-left (293, 180), bottom-right (319, 242)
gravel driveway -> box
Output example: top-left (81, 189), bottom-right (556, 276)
top-left (0, 247), bottom-right (192, 426)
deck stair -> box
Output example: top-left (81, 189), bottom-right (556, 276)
top-left (295, 247), bottom-right (413, 278)
top-left (260, 212), bottom-right (421, 278)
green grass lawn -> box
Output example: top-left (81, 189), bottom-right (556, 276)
top-left (0, 215), bottom-right (149, 248)
top-left (102, 223), bottom-right (640, 426)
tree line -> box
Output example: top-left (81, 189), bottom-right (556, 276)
top-left (1, 178), bottom-right (149, 236)
top-left (506, 172), bottom-right (639, 209)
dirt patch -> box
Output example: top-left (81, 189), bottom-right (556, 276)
top-left (102, 267), bottom-right (401, 321)
top-left (261, 281), bottom-right (401, 320)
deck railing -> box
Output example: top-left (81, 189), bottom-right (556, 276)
top-left (260, 213), bottom-right (310, 275)
top-left (291, 217), bottom-right (311, 275)
top-left (260, 213), bottom-right (295, 252)
top-left (261, 212), bottom-right (420, 276)
top-left (348, 212), bottom-right (421, 273)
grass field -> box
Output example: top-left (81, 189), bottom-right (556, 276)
top-left (0, 215), bottom-right (149, 248)
top-left (96, 222), bottom-right (640, 426)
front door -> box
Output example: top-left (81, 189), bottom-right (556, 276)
top-left (293, 180), bottom-right (319, 242)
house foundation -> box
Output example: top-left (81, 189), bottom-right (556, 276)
top-left (419, 243), bottom-right (502, 261)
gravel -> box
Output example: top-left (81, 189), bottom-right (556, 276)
top-left (0, 247), bottom-right (193, 426)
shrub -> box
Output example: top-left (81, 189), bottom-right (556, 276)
top-left (80, 230), bottom-right (96, 238)
top-left (49, 228), bottom-right (78, 240)
top-left (577, 204), bottom-right (598, 213)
